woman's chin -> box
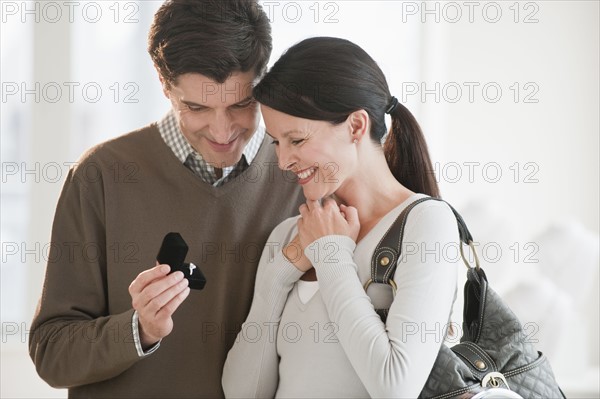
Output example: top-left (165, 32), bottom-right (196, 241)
top-left (301, 188), bottom-right (321, 202)
top-left (303, 194), bottom-right (322, 202)
top-left (302, 187), bottom-right (334, 202)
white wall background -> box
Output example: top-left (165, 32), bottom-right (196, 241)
top-left (1, 1), bottom-right (598, 397)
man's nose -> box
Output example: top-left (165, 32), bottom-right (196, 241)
top-left (210, 110), bottom-right (235, 144)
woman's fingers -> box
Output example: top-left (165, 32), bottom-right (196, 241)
top-left (341, 205), bottom-right (359, 226)
top-left (305, 199), bottom-right (321, 211)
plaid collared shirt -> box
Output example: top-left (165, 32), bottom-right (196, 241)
top-left (157, 110), bottom-right (264, 186)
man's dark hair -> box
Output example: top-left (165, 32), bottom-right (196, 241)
top-left (148, 0), bottom-right (272, 87)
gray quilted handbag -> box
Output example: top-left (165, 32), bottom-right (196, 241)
top-left (369, 197), bottom-right (566, 399)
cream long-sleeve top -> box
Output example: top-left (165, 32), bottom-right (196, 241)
top-left (222, 193), bottom-right (460, 398)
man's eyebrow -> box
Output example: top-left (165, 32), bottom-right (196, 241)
top-left (180, 100), bottom-right (205, 107)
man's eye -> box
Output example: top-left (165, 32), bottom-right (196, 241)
top-left (187, 105), bottom-right (207, 112)
top-left (291, 139), bottom-right (304, 145)
top-left (271, 140), bottom-right (279, 146)
top-left (232, 99), bottom-right (256, 109)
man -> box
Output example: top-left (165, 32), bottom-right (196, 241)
top-left (29, 1), bottom-right (303, 397)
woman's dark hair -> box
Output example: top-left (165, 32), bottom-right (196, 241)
top-left (148, 0), bottom-right (272, 86)
top-left (253, 37), bottom-right (439, 198)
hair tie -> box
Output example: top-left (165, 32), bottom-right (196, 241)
top-left (385, 96), bottom-right (399, 114)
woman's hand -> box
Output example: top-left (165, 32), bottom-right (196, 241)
top-left (297, 198), bottom-right (360, 250)
top-left (283, 234), bottom-right (312, 272)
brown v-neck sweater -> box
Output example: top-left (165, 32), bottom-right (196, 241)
top-left (29, 123), bottom-right (304, 398)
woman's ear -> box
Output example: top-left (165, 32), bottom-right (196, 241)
top-left (348, 109), bottom-right (369, 144)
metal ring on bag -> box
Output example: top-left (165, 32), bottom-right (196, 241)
top-left (460, 241), bottom-right (481, 270)
top-left (364, 279), bottom-right (397, 296)
top-left (481, 372), bottom-right (510, 390)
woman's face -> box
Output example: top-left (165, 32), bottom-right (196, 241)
top-left (261, 105), bottom-right (358, 201)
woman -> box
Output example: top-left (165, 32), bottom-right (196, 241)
top-left (222, 37), bottom-right (459, 398)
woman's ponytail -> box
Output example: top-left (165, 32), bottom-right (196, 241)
top-left (384, 100), bottom-right (440, 198)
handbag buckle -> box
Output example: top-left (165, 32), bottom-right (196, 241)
top-left (364, 278), bottom-right (397, 296)
top-left (481, 371), bottom-right (509, 389)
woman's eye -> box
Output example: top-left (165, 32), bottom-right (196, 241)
top-left (271, 140), bottom-right (279, 146)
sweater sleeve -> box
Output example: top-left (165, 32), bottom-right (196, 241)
top-left (29, 160), bottom-right (142, 388)
top-left (222, 219), bottom-right (303, 398)
top-left (305, 201), bottom-right (459, 398)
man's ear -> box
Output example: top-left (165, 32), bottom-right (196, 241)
top-left (348, 109), bottom-right (369, 144)
top-left (155, 65), bottom-right (170, 98)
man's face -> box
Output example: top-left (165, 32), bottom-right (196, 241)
top-left (164, 71), bottom-right (259, 168)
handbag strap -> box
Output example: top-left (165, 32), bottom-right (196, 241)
top-left (367, 196), bottom-right (475, 296)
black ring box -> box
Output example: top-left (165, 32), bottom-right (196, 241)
top-left (157, 232), bottom-right (206, 290)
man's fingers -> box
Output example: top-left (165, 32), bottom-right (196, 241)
top-left (157, 286), bottom-right (191, 319)
top-left (129, 264), bottom-right (170, 296)
top-left (136, 271), bottom-right (184, 307)
top-left (143, 276), bottom-right (189, 316)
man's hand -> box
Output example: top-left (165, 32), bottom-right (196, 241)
top-left (129, 263), bottom-right (190, 349)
